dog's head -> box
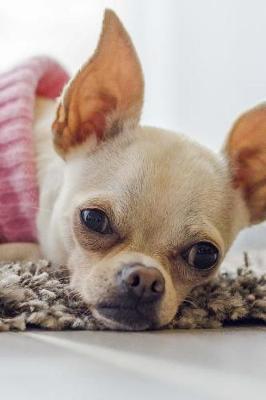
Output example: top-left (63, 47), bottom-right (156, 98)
top-left (50, 10), bottom-right (266, 330)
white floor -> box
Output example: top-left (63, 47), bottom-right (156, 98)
top-left (1, 328), bottom-right (266, 400)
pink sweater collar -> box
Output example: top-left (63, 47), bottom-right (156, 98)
top-left (0, 57), bottom-right (69, 243)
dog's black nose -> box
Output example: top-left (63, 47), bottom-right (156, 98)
top-left (119, 264), bottom-right (165, 301)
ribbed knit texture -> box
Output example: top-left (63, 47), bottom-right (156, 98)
top-left (0, 57), bottom-right (69, 243)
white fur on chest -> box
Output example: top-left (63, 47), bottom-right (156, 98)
top-left (33, 97), bottom-right (68, 264)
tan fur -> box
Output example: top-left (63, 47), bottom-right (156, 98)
top-left (1, 10), bottom-right (264, 330)
top-left (224, 103), bottom-right (266, 223)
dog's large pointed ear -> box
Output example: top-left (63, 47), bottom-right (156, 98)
top-left (52, 9), bottom-right (144, 158)
top-left (224, 104), bottom-right (266, 224)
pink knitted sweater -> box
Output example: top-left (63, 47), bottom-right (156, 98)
top-left (0, 57), bottom-right (69, 243)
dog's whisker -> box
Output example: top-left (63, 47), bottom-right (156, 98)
top-left (183, 298), bottom-right (198, 308)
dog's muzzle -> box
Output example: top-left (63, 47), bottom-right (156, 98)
top-left (95, 263), bottom-right (165, 330)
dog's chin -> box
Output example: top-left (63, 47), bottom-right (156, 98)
top-left (92, 306), bottom-right (159, 331)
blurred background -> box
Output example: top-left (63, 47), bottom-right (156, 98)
top-left (0, 0), bottom-right (265, 252)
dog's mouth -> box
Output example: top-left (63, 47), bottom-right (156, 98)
top-left (93, 303), bottom-right (159, 331)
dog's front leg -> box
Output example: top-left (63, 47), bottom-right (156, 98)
top-left (0, 243), bottom-right (41, 262)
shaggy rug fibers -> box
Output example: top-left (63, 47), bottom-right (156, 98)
top-left (0, 251), bottom-right (265, 331)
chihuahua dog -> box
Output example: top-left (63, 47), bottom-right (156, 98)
top-left (1, 10), bottom-right (265, 330)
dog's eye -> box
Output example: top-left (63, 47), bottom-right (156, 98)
top-left (182, 241), bottom-right (219, 270)
top-left (80, 209), bottom-right (113, 235)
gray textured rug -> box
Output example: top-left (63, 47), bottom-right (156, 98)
top-left (0, 252), bottom-right (265, 331)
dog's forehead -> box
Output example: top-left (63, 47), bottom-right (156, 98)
top-left (75, 127), bottom-right (233, 247)
top-left (97, 127), bottom-right (229, 203)
top-left (121, 129), bottom-right (230, 233)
